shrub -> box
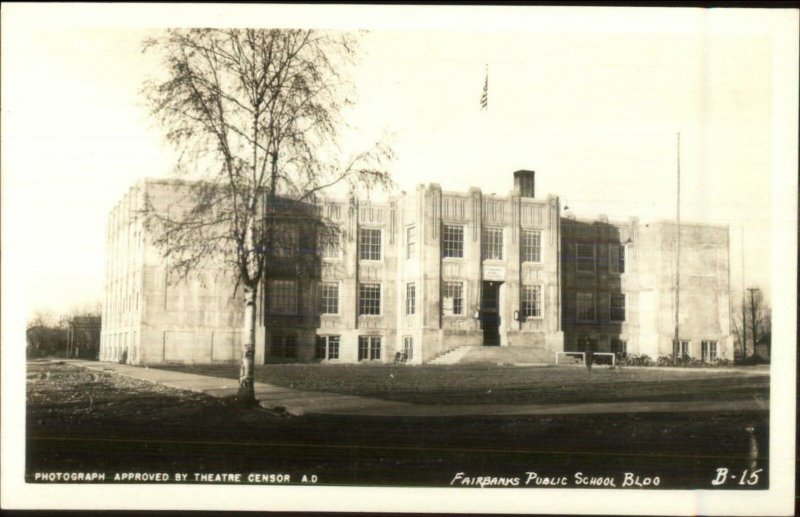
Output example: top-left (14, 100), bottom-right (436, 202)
top-left (618, 354), bottom-right (653, 367)
top-left (656, 355), bottom-right (674, 367)
top-left (739, 355), bottom-right (766, 365)
top-left (624, 354), bottom-right (732, 368)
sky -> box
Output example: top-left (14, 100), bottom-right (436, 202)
top-left (2, 5), bottom-right (797, 319)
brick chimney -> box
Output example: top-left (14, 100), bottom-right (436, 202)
top-left (513, 170), bottom-right (535, 198)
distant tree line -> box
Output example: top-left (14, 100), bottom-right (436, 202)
top-left (731, 287), bottom-right (771, 364)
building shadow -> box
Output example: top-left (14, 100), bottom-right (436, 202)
top-left (561, 218), bottom-right (626, 363)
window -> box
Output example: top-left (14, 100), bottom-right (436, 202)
top-left (677, 340), bottom-right (690, 359)
top-left (482, 227), bottom-right (503, 260)
top-left (521, 285), bottom-right (542, 318)
top-left (321, 228), bottom-right (340, 259)
top-left (611, 338), bottom-right (627, 358)
top-left (406, 282), bottom-right (415, 315)
top-left (406, 225), bottom-right (416, 259)
top-left (269, 280), bottom-right (298, 314)
top-left (609, 245), bottom-right (626, 273)
top-left (319, 282), bottom-right (339, 315)
top-left (328, 336), bottom-right (340, 359)
top-left (701, 340), bottom-right (718, 363)
top-left (576, 292), bottom-right (595, 321)
top-left (403, 336), bottom-right (414, 360)
top-left (576, 243), bottom-right (595, 272)
top-left (521, 230), bottom-right (542, 263)
top-left (358, 336), bottom-right (382, 361)
top-left (327, 204), bottom-right (341, 220)
top-left (315, 336), bottom-right (325, 359)
top-left (443, 282), bottom-right (464, 315)
top-left (358, 283), bottom-right (381, 315)
top-left (315, 335), bottom-right (340, 360)
top-left (272, 334), bottom-right (297, 359)
top-left (610, 294), bottom-right (626, 322)
top-left (359, 228), bottom-right (382, 261)
top-left (442, 224), bottom-right (464, 258)
top-left (274, 226), bottom-right (298, 257)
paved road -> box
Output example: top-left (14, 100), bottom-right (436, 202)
top-left (61, 359), bottom-right (769, 417)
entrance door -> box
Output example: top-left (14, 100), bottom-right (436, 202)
top-left (577, 335), bottom-right (597, 353)
top-left (481, 281), bottom-right (501, 346)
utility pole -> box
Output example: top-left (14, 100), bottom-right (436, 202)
top-left (673, 133), bottom-right (681, 363)
top-left (741, 226), bottom-right (746, 361)
top-left (747, 287), bottom-right (760, 357)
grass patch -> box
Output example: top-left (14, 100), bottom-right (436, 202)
top-left (159, 363), bottom-right (770, 406)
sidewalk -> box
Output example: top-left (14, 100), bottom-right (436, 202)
top-left (61, 360), bottom-right (769, 417)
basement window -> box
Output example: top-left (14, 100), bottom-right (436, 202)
top-left (358, 336), bottom-right (382, 361)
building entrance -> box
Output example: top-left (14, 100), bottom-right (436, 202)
top-left (576, 335), bottom-right (598, 353)
top-left (481, 281), bottom-right (501, 346)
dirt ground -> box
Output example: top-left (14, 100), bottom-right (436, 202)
top-left (26, 361), bottom-right (770, 489)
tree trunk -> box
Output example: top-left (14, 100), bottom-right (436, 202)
top-left (237, 282), bottom-right (258, 405)
top-left (749, 294), bottom-right (758, 355)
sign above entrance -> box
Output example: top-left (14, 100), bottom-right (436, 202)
top-left (483, 266), bottom-right (506, 281)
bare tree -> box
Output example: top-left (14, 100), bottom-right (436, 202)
top-left (27, 310), bottom-right (59, 330)
top-left (731, 287), bottom-right (771, 360)
top-left (142, 29), bottom-right (393, 405)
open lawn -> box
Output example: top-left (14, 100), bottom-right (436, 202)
top-left (161, 363), bottom-right (770, 406)
top-left (26, 361), bottom-right (769, 489)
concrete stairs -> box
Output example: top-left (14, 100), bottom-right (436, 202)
top-left (428, 345), bottom-right (552, 365)
top-left (428, 346), bottom-right (477, 365)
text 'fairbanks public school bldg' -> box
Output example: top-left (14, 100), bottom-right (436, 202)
top-left (101, 171), bottom-right (733, 365)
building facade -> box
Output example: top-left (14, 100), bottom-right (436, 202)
top-left (561, 216), bottom-right (733, 361)
top-left (100, 171), bottom-right (733, 365)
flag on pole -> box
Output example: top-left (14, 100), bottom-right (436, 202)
top-left (480, 64), bottom-right (488, 110)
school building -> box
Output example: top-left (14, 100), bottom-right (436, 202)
top-left (100, 171), bottom-right (733, 365)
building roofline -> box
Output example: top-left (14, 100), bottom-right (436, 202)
top-left (562, 214), bottom-right (729, 230)
top-left (130, 178), bottom-right (730, 230)
top-left (648, 219), bottom-right (730, 230)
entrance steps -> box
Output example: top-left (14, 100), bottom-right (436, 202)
top-left (428, 345), bottom-right (552, 365)
top-left (428, 346), bottom-right (477, 365)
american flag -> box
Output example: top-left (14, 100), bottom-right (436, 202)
top-left (480, 64), bottom-right (488, 110)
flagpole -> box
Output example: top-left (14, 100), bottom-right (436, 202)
top-left (480, 64), bottom-right (489, 111)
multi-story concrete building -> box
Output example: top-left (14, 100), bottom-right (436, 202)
top-left (101, 171), bottom-right (733, 365)
top-left (101, 179), bottom-right (244, 365)
top-left (561, 216), bottom-right (733, 362)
